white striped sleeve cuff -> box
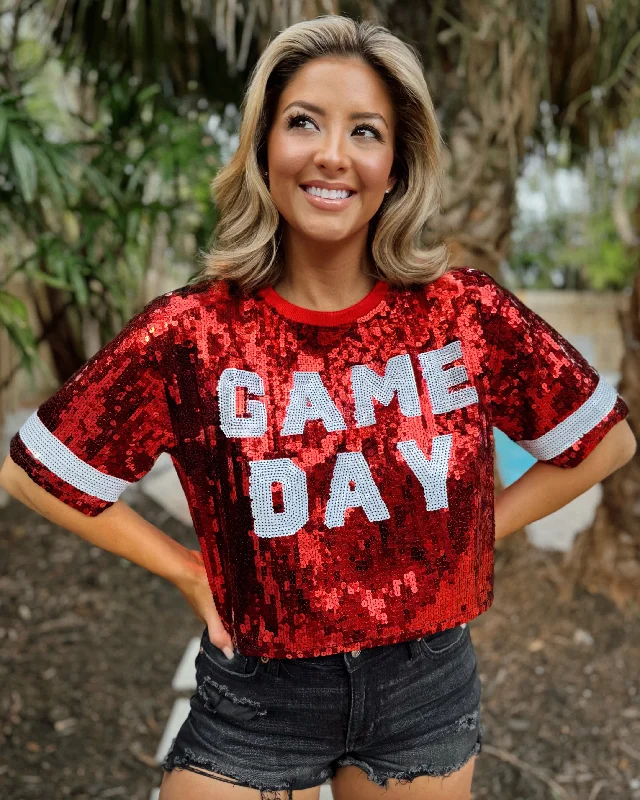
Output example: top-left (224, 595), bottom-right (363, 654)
top-left (516, 376), bottom-right (619, 461)
top-left (18, 411), bottom-right (131, 502)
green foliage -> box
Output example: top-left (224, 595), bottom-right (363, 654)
top-left (0, 289), bottom-right (42, 377)
top-left (556, 209), bottom-right (637, 291)
top-left (1, 55), bottom-right (223, 383)
top-left (511, 204), bottom-right (637, 291)
top-left (0, 92), bottom-right (77, 214)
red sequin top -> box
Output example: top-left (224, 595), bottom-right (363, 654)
top-left (10, 267), bottom-right (630, 658)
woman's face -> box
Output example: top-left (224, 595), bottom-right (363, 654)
top-left (265, 56), bottom-right (397, 247)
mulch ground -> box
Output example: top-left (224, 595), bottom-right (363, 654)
top-left (1, 492), bottom-right (639, 800)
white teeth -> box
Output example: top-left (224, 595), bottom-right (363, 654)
top-left (303, 186), bottom-right (352, 199)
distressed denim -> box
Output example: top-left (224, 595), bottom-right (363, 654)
top-left (162, 623), bottom-right (483, 798)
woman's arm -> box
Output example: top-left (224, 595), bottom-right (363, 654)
top-left (0, 453), bottom-right (195, 584)
top-left (0, 454), bottom-right (236, 657)
top-left (494, 418), bottom-right (637, 541)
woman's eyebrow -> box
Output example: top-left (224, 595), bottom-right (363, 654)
top-left (282, 100), bottom-right (389, 131)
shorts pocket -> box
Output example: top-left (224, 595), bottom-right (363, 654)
top-left (197, 675), bottom-right (266, 720)
top-left (199, 628), bottom-right (262, 679)
top-left (419, 624), bottom-right (469, 659)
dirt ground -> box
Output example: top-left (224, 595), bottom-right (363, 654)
top-left (1, 492), bottom-right (639, 800)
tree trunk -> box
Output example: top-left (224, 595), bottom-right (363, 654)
top-left (562, 265), bottom-right (640, 611)
top-left (377, 0), bottom-right (544, 274)
top-left (32, 282), bottom-right (86, 385)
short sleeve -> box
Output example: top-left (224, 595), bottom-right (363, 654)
top-left (484, 276), bottom-right (629, 468)
top-left (9, 298), bottom-right (176, 515)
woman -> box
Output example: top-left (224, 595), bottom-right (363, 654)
top-left (1, 14), bottom-right (635, 800)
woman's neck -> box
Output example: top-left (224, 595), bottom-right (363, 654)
top-left (273, 232), bottom-right (379, 312)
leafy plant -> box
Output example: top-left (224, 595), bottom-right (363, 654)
top-left (1, 60), bottom-right (223, 387)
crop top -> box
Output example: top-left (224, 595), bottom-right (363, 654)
top-left (10, 267), bottom-right (630, 658)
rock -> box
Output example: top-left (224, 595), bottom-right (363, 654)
top-left (574, 628), bottom-right (594, 646)
top-left (53, 718), bottom-right (77, 733)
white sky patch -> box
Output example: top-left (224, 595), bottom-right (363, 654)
top-left (516, 155), bottom-right (589, 223)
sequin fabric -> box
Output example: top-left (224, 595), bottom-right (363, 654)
top-left (10, 267), bottom-right (630, 658)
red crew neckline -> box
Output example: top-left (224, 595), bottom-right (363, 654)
top-left (258, 279), bottom-right (389, 326)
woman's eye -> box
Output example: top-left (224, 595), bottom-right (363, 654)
top-left (286, 113), bottom-right (316, 130)
top-left (353, 124), bottom-right (383, 141)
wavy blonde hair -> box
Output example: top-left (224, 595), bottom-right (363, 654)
top-left (194, 14), bottom-right (450, 291)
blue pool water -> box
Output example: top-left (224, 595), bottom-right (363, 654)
top-left (493, 427), bottom-right (537, 486)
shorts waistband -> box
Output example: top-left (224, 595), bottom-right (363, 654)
top-left (266, 628), bottom-right (461, 670)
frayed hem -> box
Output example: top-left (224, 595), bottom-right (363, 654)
top-left (162, 749), bottom-right (293, 798)
top-left (336, 739), bottom-right (482, 791)
top-left (161, 744), bottom-right (333, 797)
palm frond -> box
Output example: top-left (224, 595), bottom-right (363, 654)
top-left (49, 0), bottom-right (339, 94)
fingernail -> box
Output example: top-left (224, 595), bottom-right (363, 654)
top-left (223, 646), bottom-right (235, 660)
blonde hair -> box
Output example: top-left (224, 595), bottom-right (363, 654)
top-left (195, 15), bottom-right (450, 292)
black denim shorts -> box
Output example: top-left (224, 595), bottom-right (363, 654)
top-left (162, 622), bottom-right (483, 796)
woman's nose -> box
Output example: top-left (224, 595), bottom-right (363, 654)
top-left (312, 131), bottom-right (351, 172)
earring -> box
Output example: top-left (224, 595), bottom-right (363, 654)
top-left (385, 189), bottom-right (390, 194)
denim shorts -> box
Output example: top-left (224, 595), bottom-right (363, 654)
top-left (161, 622), bottom-right (483, 797)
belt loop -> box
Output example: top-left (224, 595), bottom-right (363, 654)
top-left (408, 638), bottom-right (422, 661)
top-left (264, 656), bottom-right (280, 676)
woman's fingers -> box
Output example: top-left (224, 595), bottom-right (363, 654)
top-left (206, 609), bottom-right (235, 659)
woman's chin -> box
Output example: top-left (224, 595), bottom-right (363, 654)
top-left (288, 220), bottom-right (366, 246)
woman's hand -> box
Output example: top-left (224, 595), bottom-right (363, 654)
top-left (176, 549), bottom-right (236, 660)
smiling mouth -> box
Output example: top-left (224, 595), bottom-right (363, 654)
top-left (300, 185), bottom-right (355, 199)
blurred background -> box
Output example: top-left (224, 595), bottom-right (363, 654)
top-left (0, 2), bottom-right (639, 799)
